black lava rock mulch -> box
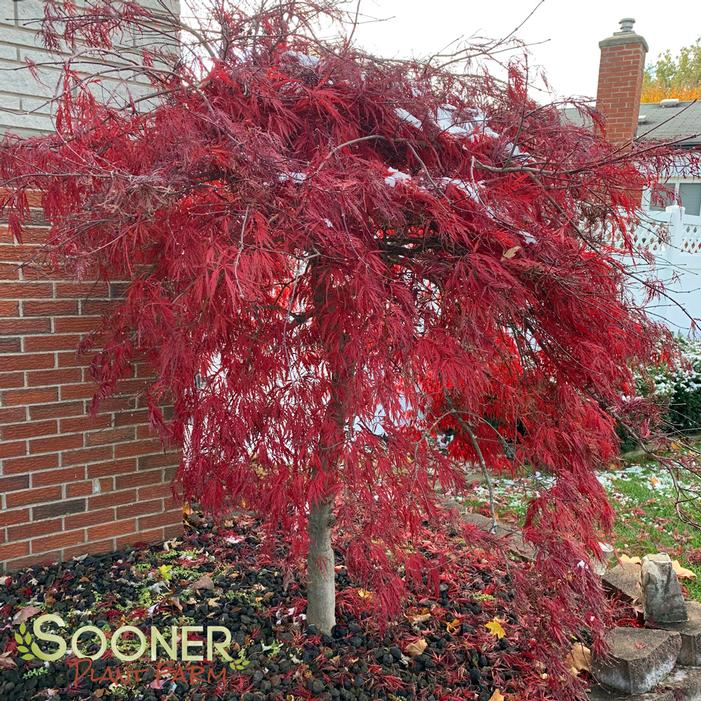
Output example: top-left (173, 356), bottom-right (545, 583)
top-left (0, 514), bottom-right (546, 700)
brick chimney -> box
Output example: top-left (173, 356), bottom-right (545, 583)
top-left (596, 18), bottom-right (648, 144)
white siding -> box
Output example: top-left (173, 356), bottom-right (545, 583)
top-left (0, 0), bottom-right (179, 136)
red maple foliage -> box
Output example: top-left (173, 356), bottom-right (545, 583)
top-left (1, 1), bottom-right (698, 695)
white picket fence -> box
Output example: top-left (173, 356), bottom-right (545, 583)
top-left (625, 205), bottom-right (701, 335)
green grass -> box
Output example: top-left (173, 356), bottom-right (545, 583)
top-left (605, 465), bottom-right (701, 600)
top-left (459, 447), bottom-right (701, 600)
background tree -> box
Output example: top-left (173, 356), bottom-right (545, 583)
top-left (642, 39), bottom-right (701, 102)
top-left (1, 0), bottom-right (697, 670)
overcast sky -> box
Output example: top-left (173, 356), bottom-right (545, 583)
top-left (351, 0), bottom-right (701, 99)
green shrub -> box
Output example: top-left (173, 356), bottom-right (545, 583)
top-left (619, 338), bottom-right (701, 452)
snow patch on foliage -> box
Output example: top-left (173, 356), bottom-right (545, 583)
top-left (285, 51), bottom-right (320, 69)
top-left (395, 108), bottom-right (422, 129)
top-left (436, 105), bottom-right (472, 136)
top-left (469, 109), bottom-right (501, 140)
top-left (439, 177), bottom-right (480, 201)
top-left (384, 167), bottom-right (412, 187)
top-left (278, 171), bottom-right (307, 184)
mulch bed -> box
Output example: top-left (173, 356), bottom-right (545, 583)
top-left (0, 514), bottom-right (586, 700)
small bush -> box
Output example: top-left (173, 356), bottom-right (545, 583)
top-left (650, 338), bottom-right (701, 435)
top-left (619, 338), bottom-right (701, 452)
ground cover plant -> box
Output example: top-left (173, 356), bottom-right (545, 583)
top-left (2, 1), bottom-right (701, 698)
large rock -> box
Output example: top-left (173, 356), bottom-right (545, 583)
top-left (592, 628), bottom-right (681, 695)
top-left (460, 511), bottom-right (535, 560)
top-left (603, 562), bottom-right (642, 602)
top-left (662, 666), bottom-right (701, 700)
top-left (642, 553), bottom-right (688, 625)
top-left (659, 601), bottom-right (701, 666)
top-left (589, 666), bottom-right (701, 701)
top-left (588, 684), bottom-right (675, 701)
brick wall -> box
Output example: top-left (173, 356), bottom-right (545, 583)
top-left (0, 196), bottom-right (183, 572)
top-left (596, 20), bottom-right (648, 145)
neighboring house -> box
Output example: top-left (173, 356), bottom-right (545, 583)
top-left (567, 18), bottom-right (701, 334)
top-left (0, 1), bottom-right (183, 573)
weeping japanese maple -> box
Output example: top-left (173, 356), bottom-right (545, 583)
top-left (0, 0), bottom-right (692, 685)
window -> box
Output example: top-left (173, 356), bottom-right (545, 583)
top-left (680, 183), bottom-right (701, 217)
top-left (648, 181), bottom-right (701, 217)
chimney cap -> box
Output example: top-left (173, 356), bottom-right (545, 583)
top-left (617, 18), bottom-right (636, 34)
top-left (599, 18), bottom-right (648, 51)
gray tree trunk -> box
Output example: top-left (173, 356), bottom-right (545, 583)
top-left (306, 497), bottom-right (336, 634)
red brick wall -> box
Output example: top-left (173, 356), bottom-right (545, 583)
top-left (0, 203), bottom-right (182, 572)
top-left (596, 32), bottom-right (647, 145)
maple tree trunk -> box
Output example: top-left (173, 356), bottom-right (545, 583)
top-left (305, 263), bottom-right (343, 635)
top-left (306, 496), bottom-right (336, 634)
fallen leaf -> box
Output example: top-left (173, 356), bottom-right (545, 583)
top-left (446, 618), bottom-right (461, 634)
top-left (672, 560), bottom-right (696, 579)
top-left (502, 246), bottom-right (521, 260)
top-left (485, 619), bottom-right (505, 639)
top-left (565, 643), bottom-right (591, 676)
top-left (0, 652), bottom-right (17, 670)
top-left (619, 554), bottom-right (642, 566)
top-left (13, 605), bottom-right (41, 625)
top-left (357, 589), bottom-right (373, 600)
top-left (488, 690), bottom-right (505, 701)
top-left (192, 575), bottom-right (214, 591)
top-left (404, 638), bottom-right (428, 657)
top-left (406, 611), bottom-right (431, 625)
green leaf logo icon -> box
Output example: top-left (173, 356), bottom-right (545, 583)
top-left (14, 622), bottom-right (50, 662)
top-left (14, 622), bottom-right (36, 661)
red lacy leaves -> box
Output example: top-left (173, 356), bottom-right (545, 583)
top-left (0, 4), bottom-right (698, 698)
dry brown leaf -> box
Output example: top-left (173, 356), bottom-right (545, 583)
top-left (488, 690), bottom-right (505, 701)
top-left (565, 643), bottom-right (591, 676)
top-left (192, 575), bottom-right (214, 591)
top-left (672, 560), bottom-right (696, 579)
top-left (619, 554), bottom-right (642, 566)
top-left (407, 612), bottom-right (431, 625)
top-left (405, 638), bottom-right (428, 657)
top-left (0, 652), bottom-right (17, 670)
top-left (13, 605), bottom-right (41, 625)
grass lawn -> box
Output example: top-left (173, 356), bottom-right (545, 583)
top-left (462, 444), bottom-right (701, 600)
